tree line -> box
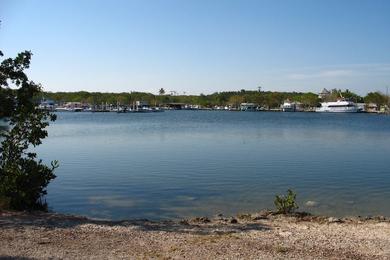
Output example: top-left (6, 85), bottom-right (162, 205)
top-left (40, 89), bottom-right (389, 109)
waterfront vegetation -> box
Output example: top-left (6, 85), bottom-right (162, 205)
top-left (274, 189), bottom-right (299, 214)
top-left (41, 88), bottom-right (389, 110)
top-left (0, 51), bottom-right (58, 210)
top-left (43, 90), bottom-right (320, 109)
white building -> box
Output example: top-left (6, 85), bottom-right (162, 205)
top-left (240, 103), bottom-right (257, 111)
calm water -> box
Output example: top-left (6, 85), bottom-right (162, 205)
top-left (37, 111), bottom-right (390, 220)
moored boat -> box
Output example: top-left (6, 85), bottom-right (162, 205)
top-left (281, 100), bottom-right (303, 112)
top-left (316, 100), bottom-right (358, 113)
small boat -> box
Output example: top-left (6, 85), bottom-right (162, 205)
top-left (240, 103), bottom-right (257, 111)
top-left (55, 107), bottom-right (70, 112)
top-left (73, 107), bottom-right (83, 112)
top-left (281, 100), bottom-right (302, 112)
top-left (152, 107), bottom-right (164, 112)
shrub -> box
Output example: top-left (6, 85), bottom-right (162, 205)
top-left (0, 50), bottom-right (58, 211)
top-left (274, 189), bottom-right (298, 214)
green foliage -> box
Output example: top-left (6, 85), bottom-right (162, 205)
top-left (297, 93), bottom-right (320, 108)
top-left (0, 50), bottom-right (58, 211)
top-left (364, 91), bottom-right (388, 106)
top-left (0, 87), bottom-right (15, 118)
top-left (341, 89), bottom-right (364, 103)
top-left (41, 87), bottom-right (380, 110)
top-left (320, 88), bottom-right (363, 103)
top-left (228, 95), bottom-right (244, 107)
top-left (274, 189), bottom-right (298, 214)
top-left (42, 90), bottom-right (324, 109)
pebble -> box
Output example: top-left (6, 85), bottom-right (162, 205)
top-left (2, 210), bottom-right (390, 259)
top-left (279, 231), bottom-right (292, 237)
top-left (327, 217), bottom-right (342, 223)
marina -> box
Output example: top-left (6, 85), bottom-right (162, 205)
top-left (39, 88), bottom-right (390, 114)
top-left (2, 1), bottom-right (390, 258)
top-left (40, 99), bottom-right (389, 114)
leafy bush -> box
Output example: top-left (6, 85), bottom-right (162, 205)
top-left (274, 189), bottom-right (298, 214)
top-left (0, 50), bottom-right (58, 211)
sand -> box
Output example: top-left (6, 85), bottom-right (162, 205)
top-left (1, 210), bottom-right (389, 259)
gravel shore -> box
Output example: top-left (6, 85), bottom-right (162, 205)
top-left (1, 210), bottom-right (389, 259)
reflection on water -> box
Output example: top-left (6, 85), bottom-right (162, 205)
top-left (0, 121), bottom-right (8, 132)
top-left (35, 111), bottom-right (390, 220)
top-left (0, 120), bottom-right (9, 141)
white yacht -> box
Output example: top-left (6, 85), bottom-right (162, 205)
top-left (316, 100), bottom-right (358, 113)
top-left (281, 101), bottom-right (294, 112)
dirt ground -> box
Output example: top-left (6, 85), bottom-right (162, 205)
top-left (1, 210), bottom-right (389, 259)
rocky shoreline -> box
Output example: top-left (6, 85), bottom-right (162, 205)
top-left (1, 210), bottom-right (390, 259)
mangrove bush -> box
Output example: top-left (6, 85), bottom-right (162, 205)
top-left (0, 50), bottom-right (58, 211)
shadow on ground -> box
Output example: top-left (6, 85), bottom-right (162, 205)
top-left (0, 211), bottom-right (271, 235)
top-left (0, 257), bottom-right (34, 260)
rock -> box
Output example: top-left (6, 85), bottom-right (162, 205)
top-left (327, 217), bottom-right (342, 223)
top-left (237, 214), bottom-right (252, 220)
top-left (214, 213), bottom-right (225, 220)
top-left (179, 219), bottom-right (189, 225)
top-left (342, 216), bottom-right (360, 223)
top-left (257, 209), bottom-right (273, 217)
top-left (294, 211), bottom-right (312, 219)
top-left (192, 217), bottom-right (210, 223)
top-left (305, 201), bottom-right (318, 207)
top-left (373, 215), bottom-right (386, 221)
top-left (230, 218), bottom-right (238, 224)
top-left (253, 215), bottom-right (268, 220)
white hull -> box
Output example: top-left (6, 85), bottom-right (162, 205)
top-left (282, 107), bottom-right (297, 112)
top-left (316, 107), bottom-right (358, 113)
top-left (316, 100), bottom-right (358, 113)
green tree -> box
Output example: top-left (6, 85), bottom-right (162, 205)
top-left (0, 86), bottom-right (14, 118)
top-left (300, 92), bottom-right (320, 108)
top-left (364, 92), bottom-right (388, 106)
top-left (341, 89), bottom-right (363, 103)
top-left (0, 51), bottom-right (58, 211)
top-left (159, 88), bottom-right (165, 95)
top-left (264, 92), bottom-right (284, 108)
top-left (228, 95), bottom-right (244, 108)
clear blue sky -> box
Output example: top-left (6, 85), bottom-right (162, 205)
top-left (1, 0), bottom-right (390, 95)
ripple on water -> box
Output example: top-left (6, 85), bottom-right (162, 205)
top-left (37, 111), bottom-right (390, 220)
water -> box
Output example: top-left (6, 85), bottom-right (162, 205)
top-left (36, 111), bottom-right (390, 220)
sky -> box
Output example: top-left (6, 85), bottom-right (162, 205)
top-left (1, 0), bottom-right (390, 95)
